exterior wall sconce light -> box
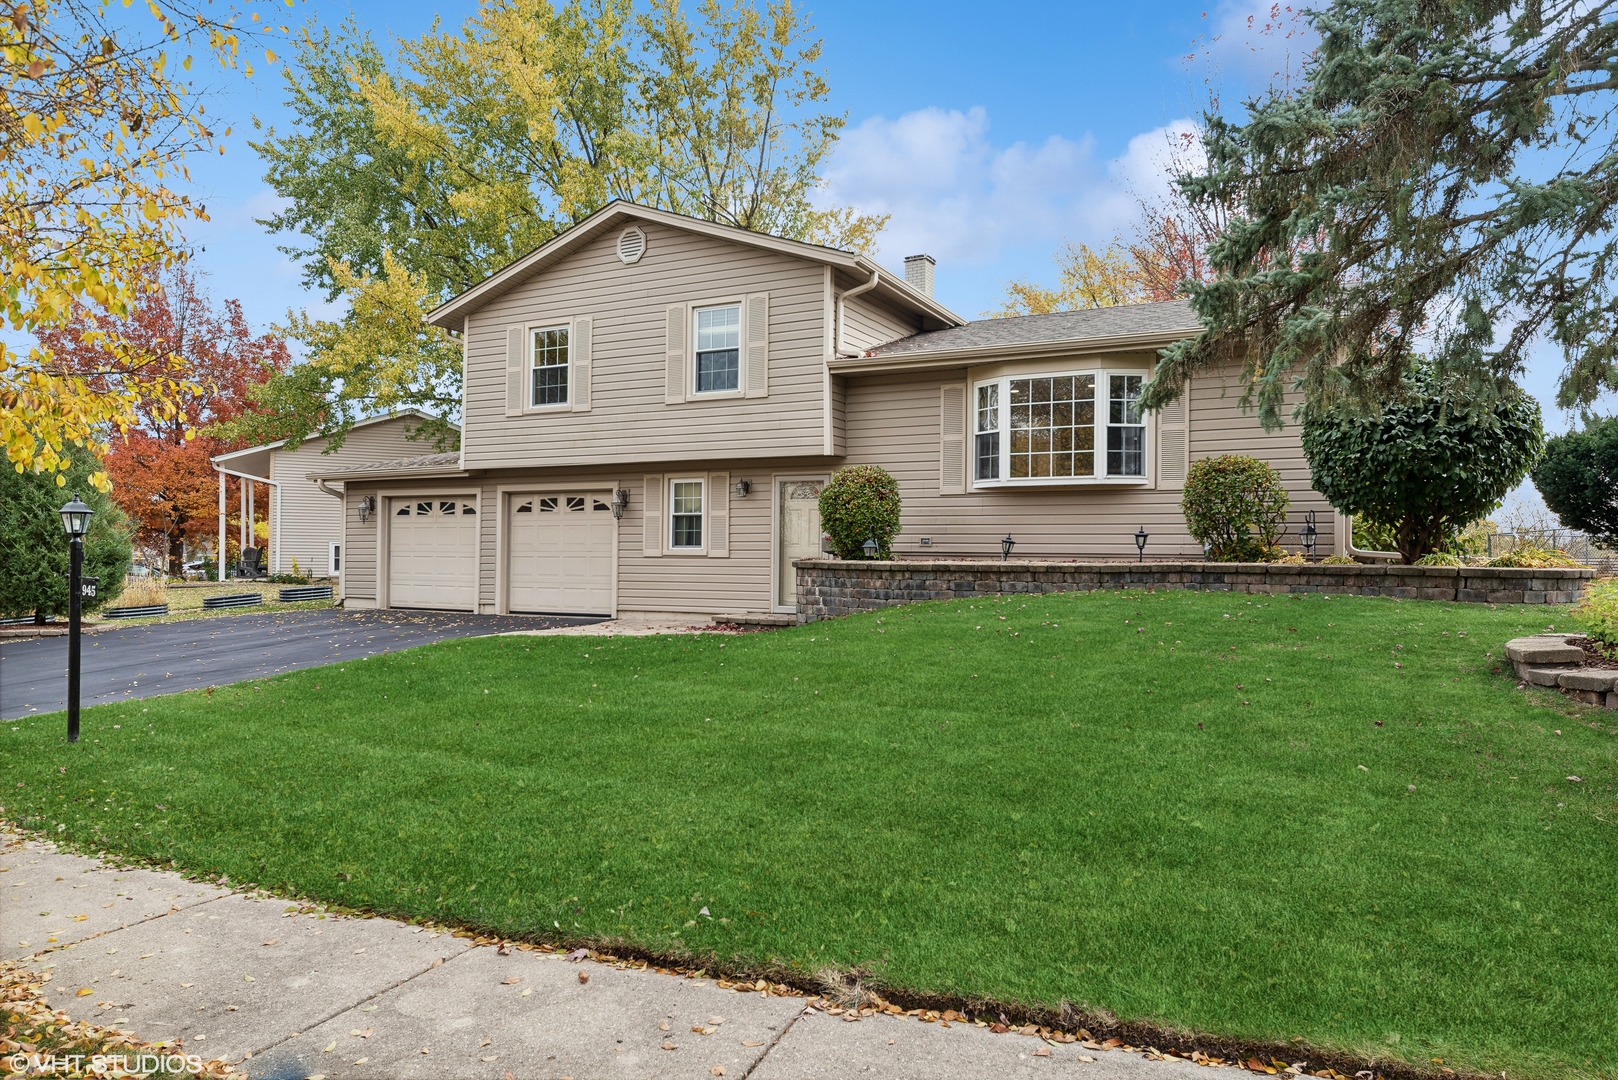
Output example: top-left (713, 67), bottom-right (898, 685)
top-left (862, 535), bottom-right (879, 559)
top-left (1302, 510), bottom-right (1318, 561)
top-left (59, 493), bottom-right (95, 744)
top-left (357, 495), bottom-right (375, 523)
top-left (611, 488), bottom-right (630, 519)
top-left (1134, 526), bottom-right (1149, 562)
top-left (733, 479), bottom-right (752, 498)
top-left (1001, 534), bottom-right (1015, 562)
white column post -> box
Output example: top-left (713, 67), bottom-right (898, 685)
top-left (217, 471), bottom-right (226, 581)
top-left (240, 478), bottom-right (249, 555)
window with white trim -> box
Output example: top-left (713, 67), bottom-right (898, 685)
top-left (1107, 374), bottom-right (1146, 477)
top-left (531, 326), bottom-right (569, 407)
top-left (669, 478), bottom-right (704, 549)
top-left (971, 370), bottom-right (1149, 484)
top-left (693, 304), bottom-right (740, 393)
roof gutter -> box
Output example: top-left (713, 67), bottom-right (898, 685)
top-left (835, 267), bottom-right (882, 358)
top-left (306, 468), bottom-right (471, 484)
top-left (828, 325), bottom-right (1203, 374)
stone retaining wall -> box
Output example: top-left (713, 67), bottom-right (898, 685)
top-left (794, 560), bottom-right (1593, 622)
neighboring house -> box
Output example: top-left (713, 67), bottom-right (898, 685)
top-left (211, 412), bottom-right (453, 579)
top-left (313, 201), bottom-right (1338, 619)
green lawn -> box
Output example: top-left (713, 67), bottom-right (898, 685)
top-left (4, 591), bottom-right (1615, 1078)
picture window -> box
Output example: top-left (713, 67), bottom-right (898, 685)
top-left (971, 370), bottom-right (1147, 485)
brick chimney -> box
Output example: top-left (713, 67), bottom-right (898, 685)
top-left (904, 254), bottom-right (935, 298)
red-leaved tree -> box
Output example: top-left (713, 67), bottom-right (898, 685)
top-left (36, 269), bottom-right (290, 574)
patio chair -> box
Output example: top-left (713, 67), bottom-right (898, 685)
top-left (236, 547), bottom-right (266, 579)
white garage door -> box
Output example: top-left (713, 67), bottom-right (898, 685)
top-left (389, 497), bottom-right (477, 611)
top-left (508, 493), bottom-right (614, 616)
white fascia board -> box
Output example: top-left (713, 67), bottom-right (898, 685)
top-left (827, 328), bottom-right (1202, 375)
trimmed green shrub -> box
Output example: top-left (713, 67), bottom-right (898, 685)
top-left (1571, 578), bottom-right (1618, 651)
top-left (1532, 416), bottom-right (1618, 546)
top-left (1319, 553), bottom-right (1358, 565)
top-left (819, 465), bottom-right (902, 559)
top-left (1181, 455), bottom-right (1291, 561)
top-left (0, 463), bottom-right (132, 620)
top-left (1301, 364), bottom-right (1543, 564)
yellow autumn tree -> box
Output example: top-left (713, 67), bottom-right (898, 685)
top-left (1, 0), bottom-right (281, 488)
top-left (988, 242), bottom-right (1144, 318)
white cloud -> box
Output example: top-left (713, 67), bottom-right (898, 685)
top-left (1185, 1), bottom-right (1318, 93)
top-left (820, 107), bottom-right (1202, 281)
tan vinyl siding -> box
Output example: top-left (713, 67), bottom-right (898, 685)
top-left (342, 488), bottom-right (379, 605)
top-left (462, 220), bottom-right (829, 470)
top-left (268, 418), bottom-right (434, 577)
top-left (841, 288), bottom-right (919, 353)
top-left (841, 364), bottom-right (1335, 561)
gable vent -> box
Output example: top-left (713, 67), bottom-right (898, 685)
top-left (617, 225), bottom-right (647, 265)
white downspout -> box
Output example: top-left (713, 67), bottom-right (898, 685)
top-left (1335, 510), bottom-right (1401, 561)
top-left (835, 267), bottom-right (881, 358)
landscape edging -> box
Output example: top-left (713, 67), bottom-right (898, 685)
top-left (793, 560), bottom-right (1592, 621)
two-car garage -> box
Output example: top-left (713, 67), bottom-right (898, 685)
top-left (383, 492), bottom-right (614, 616)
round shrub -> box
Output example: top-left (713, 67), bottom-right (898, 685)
top-left (819, 465), bottom-right (902, 559)
top-left (1301, 365), bottom-right (1542, 564)
top-left (1571, 577), bottom-right (1618, 652)
top-left (1181, 455), bottom-right (1291, 561)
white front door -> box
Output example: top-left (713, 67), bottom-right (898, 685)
top-left (508, 493), bottom-right (615, 615)
top-left (777, 479), bottom-right (824, 608)
top-left (389, 497), bottom-right (477, 610)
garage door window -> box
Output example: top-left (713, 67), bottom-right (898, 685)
top-left (670, 479), bottom-right (704, 550)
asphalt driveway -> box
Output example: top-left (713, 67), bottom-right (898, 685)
top-left (0, 609), bottom-right (599, 720)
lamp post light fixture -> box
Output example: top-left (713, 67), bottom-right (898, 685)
top-left (862, 535), bottom-right (879, 560)
top-left (1001, 534), bottom-right (1016, 562)
top-left (59, 494), bottom-right (94, 744)
top-left (1134, 525), bottom-right (1149, 562)
top-left (1301, 510), bottom-right (1318, 561)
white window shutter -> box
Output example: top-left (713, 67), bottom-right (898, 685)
top-left (571, 316), bottom-right (592, 412)
top-left (708, 472), bottom-right (730, 557)
top-left (506, 327), bottom-right (525, 416)
top-left (665, 305), bottom-right (686, 404)
top-left (744, 293), bottom-right (769, 398)
top-left (939, 384), bottom-right (967, 495)
top-left (642, 475), bottom-right (663, 556)
top-left (1157, 394), bottom-right (1189, 490)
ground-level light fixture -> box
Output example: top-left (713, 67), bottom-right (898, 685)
top-left (733, 479), bottom-right (751, 498)
top-left (357, 495), bottom-right (375, 523)
top-left (1134, 526), bottom-right (1149, 562)
top-left (1001, 534), bottom-right (1016, 562)
top-left (1302, 510), bottom-right (1318, 561)
top-left (59, 494), bottom-right (95, 744)
top-left (611, 489), bottom-right (630, 520)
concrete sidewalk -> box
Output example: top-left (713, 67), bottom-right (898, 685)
top-left (2, 833), bottom-right (1220, 1080)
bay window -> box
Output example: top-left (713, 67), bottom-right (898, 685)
top-left (972, 370), bottom-right (1149, 484)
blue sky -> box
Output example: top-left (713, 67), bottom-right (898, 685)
top-left (177, 0), bottom-right (1572, 511)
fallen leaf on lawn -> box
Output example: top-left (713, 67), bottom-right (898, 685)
top-left (1569, 775), bottom-right (1584, 782)
top-left (990, 1022), bottom-right (1008, 1033)
top-left (1018, 1024), bottom-right (1038, 1036)
top-left (76, 987), bottom-right (94, 997)
top-left (501, 976), bottom-right (522, 985)
top-left (743, 1040), bottom-right (764, 1047)
top-left (323, 1041), bottom-right (336, 1053)
top-left (567, 947), bottom-right (588, 961)
top-left (662, 1041), bottom-right (678, 1050)
top-left (1248, 1058), bottom-right (1267, 1071)
top-left (577, 971), bottom-right (589, 984)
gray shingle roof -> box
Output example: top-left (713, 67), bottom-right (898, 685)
top-left (866, 300), bottom-right (1200, 357)
top-left (307, 452), bottom-right (463, 481)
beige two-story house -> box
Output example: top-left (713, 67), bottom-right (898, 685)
top-left (313, 201), bottom-right (1338, 619)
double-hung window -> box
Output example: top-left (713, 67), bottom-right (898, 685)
top-left (669, 478), bottom-right (705, 550)
top-left (971, 370), bottom-right (1148, 484)
top-left (1106, 375), bottom-right (1146, 477)
top-left (531, 326), bottom-right (569, 407)
top-left (694, 304), bottom-right (741, 394)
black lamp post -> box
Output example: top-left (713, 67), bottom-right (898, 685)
top-left (59, 494), bottom-right (94, 744)
top-left (1001, 534), bottom-right (1015, 562)
top-left (1301, 510), bottom-right (1318, 562)
top-left (1134, 526), bottom-right (1149, 562)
